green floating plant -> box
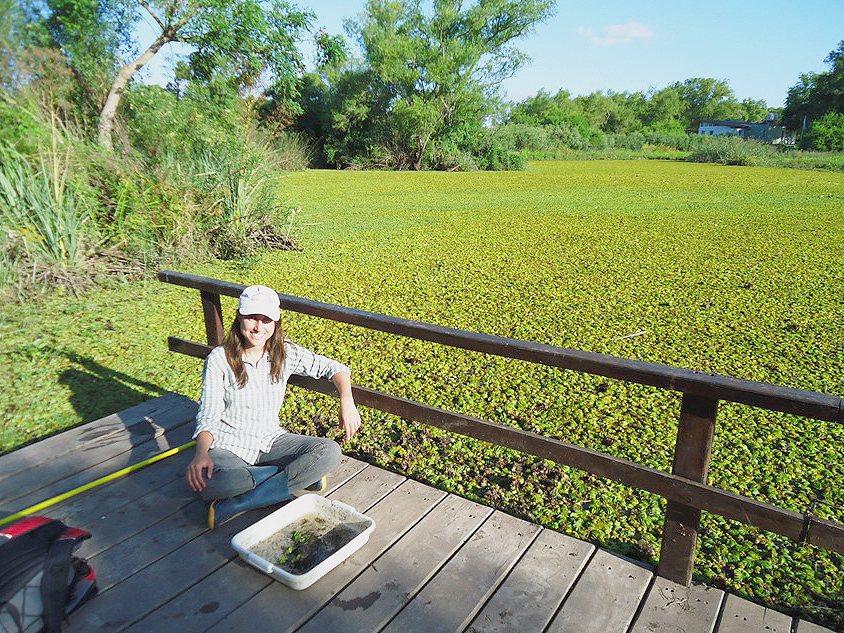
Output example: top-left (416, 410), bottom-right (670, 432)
top-left (3, 160), bottom-right (843, 628)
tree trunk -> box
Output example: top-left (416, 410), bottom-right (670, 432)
top-left (97, 32), bottom-right (173, 150)
top-left (413, 122), bottom-right (438, 170)
top-left (413, 137), bottom-right (427, 170)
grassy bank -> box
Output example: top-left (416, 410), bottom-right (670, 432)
top-left (521, 140), bottom-right (844, 171)
top-left (1, 160), bottom-right (843, 627)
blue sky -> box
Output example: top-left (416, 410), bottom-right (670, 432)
top-left (140, 0), bottom-right (844, 109)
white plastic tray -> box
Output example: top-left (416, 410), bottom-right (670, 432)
top-left (230, 494), bottom-right (375, 590)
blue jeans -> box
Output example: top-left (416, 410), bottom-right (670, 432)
top-left (200, 433), bottom-right (341, 501)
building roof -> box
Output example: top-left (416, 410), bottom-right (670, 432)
top-left (698, 120), bottom-right (753, 128)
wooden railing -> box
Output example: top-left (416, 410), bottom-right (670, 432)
top-left (159, 270), bottom-right (844, 586)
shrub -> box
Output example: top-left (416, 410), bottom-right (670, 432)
top-left (549, 122), bottom-right (590, 150)
top-left (120, 82), bottom-right (245, 162)
top-left (0, 79), bottom-right (307, 300)
top-left (494, 124), bottom-right (554, 152)
top-left (465, 127), bottom-right (524, 171)
top-left (0, 144), bottom-right (92, 296)
top-left (0, 92), bottom-right (51, 154)
top-left (801, 111), bottom-right (844, 151)
top-left (493, 122), bottom-right (592, 157)
top-left (187, 144), bottom-right (298, 259)
top-left (604, 132), bottom-right (646, 151)
top-left (269, 129), bottom-right (313, 171)
top-left (687, 136), bottom-right (777, 166)
top-left (85, 147), bottom-right (204, 265)
top-left (641, 126), bottom-right (701, 151)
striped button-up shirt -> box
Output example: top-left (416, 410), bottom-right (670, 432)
top-left (193, 341), bottom-right (351, 464)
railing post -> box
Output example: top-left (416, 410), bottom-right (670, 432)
top-left (200, 291), bottom-right (225, 346)
top-left (657, 393), bottom-right (718, 585)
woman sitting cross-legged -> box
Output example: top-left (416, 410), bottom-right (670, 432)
top-left (186, 284), bottom-right (361, 529)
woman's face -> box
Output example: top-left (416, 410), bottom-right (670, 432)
top-left (239, 314), bottom-right (276, 350)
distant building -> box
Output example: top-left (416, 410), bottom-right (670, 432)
top-left (698, 114), bottom-right (792, 144)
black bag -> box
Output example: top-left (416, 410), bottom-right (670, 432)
top-left (0, 517), bottom-right (97, 633)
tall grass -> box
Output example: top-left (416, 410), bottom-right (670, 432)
top-left (0, 87), bottom-right (307, 298)
top-left (270, 129), bottom-right (314, 171)
top-left (764, 149), bottom-right (844, 171)
top-left (686, 136), bottom-right (777, 166)
top-left (0, 130), bottom-right (90, 296)
top-left (186, 135), bottom-right (299, 259)
top-left (496, 123), bottom-right (844, 171)
top-left (686, 136), bottom-right (844, 170)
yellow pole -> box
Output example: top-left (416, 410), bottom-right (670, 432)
top-left (0, 440), bottom-right (196, 528)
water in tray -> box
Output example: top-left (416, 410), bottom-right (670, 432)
top-left (250, 511), bottom-right (370, 574)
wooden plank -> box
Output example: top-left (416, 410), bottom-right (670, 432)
top-left (201, 474), bottom-right (433, 633)
top-left (210, 492), bottom-right (491, 633)
top-left (377, 511), bottom-right (539, 633)
top-left (124, 476), bottom-right (441, 633)
top-left (300, 504), bottom-right (516, 633)
top-left (85, 498), bottom-right (208, 592)
top-left (47, 451), bottom-right (191, 543)
top-left (84, 457), bottom-right (366, 591)
top-left (77, 477), bottom-right (196, 562)
top-left (546, 549), bottom-right (652, 633)
top-left (64, 498), bottom-right (272, 633)
top-left (804, 514), bottom-right (844, 552)
top-left (159, 270), bottom-right (844, 424)
top-left (48, 452), bottom-right (193, 562)
top-left (0, 393), bottom-right (195, 482)
top-left (465, 528), bottom-right (595, 633)
top-left (659, 394), bottom-right (718, 585)
top-left (124, 555), bottom-right (272, 633)
top-left (795, 620), bottom-right (838, 633)
top-left (0, 421), bottom-right (196, 520)
top-left (63, 458), bottom-right (371, 633)
top-left (0, 402), bottom-right (196, 508)
top-left (629, 578), bottom-right (724, 633)
top-left (717, 594), bottom-right (792, 633)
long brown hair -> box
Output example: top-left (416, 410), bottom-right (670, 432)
top-left (223, 315), bottom-right (286, 388)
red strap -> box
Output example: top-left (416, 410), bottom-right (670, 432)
top-left (0, 516), bottom-right (56, 539)
top-left (58, 527), bottom-right (91, 541)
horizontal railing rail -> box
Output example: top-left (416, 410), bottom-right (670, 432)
top-left (159, 270), bottom-right (843, 424)
top-left (159, 270), bottom-right (844, 586)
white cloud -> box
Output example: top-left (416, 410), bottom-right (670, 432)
top-left (577, 20), bottom-right (653, 46)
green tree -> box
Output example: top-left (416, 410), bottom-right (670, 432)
top-left (1, 0), bottom-right (27, 90)
top-left (802, 110), bottom-right (844, 150)
top-left (739, 97), bottom-right (768, 122)
top-left (783, 41), bottom-right (844, 130)
top-left (290, 56), bottom-right (391, 168)
top-left (672, 78), bottom-right (743, 129)
top-left (40, 0), bottom-right (313, 149)
top-left (44, 0), bottom-right (135, 113)
top-left (507, 88), bottom-right (578, 126)
top-left (572, 92), bottom-right (615, 131)
top-left (501, 77), bottom-right (770, 149)
top-left (783, 73), bottom-right (817, 130)
top-left (641, 84), bottom-right (683, 129)
top-left (344, 0), bottom-right (556, 169)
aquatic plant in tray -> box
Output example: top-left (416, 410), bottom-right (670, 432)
top-left (231, 494), bottom-right (375, 590)
top-left (252, 513), bottom-right (369, 575)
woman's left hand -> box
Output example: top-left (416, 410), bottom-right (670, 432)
top-left (339, 400), bottom-right (361, 439)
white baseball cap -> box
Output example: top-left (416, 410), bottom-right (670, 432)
top-left (238, 285), bottom-right (281, 321)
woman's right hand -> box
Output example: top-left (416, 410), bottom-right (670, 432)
top-left (187, 452), bottom-right (214, 493)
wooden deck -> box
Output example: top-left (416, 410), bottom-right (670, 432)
top-left (0, 394), bottom-right (835, 633)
